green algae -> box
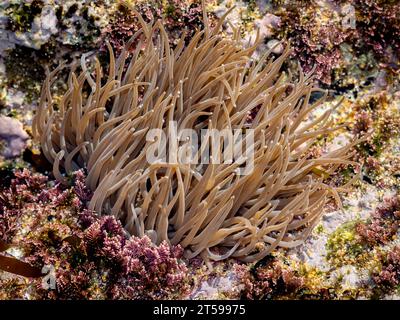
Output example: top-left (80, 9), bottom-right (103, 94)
top-left (326, 220), bottom-right (368, 267)
top-left (4, 45), bottom-right (46, 103)
top-left (5, 0), bottom-right (44, 33)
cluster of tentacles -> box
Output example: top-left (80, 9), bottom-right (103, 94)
top-left (32, 6), bottom-right (357, 262)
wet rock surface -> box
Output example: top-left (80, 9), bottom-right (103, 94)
top-left (0, 115), bottom-right (29, 158)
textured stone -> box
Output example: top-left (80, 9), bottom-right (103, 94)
top-left (0, 116), bottom-right (29, 158)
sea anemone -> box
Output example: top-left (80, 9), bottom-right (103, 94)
top-left (32, 3), bottom-right (357, 262)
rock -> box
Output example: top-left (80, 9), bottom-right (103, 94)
top-left (190, 273), bottom-right (237, 299)
top-left (266, 39), bottom-right (284, 54)
top-left (253, 14), bottom-right (281, 42)
top-left (39, 5), bottom-right (58, 36)
top-left (0, 116), bottom-right (29, 158)
top-left (1, 4), bottom-right (58, 51)
top-left (260, 13), bottom-right (281, 30)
